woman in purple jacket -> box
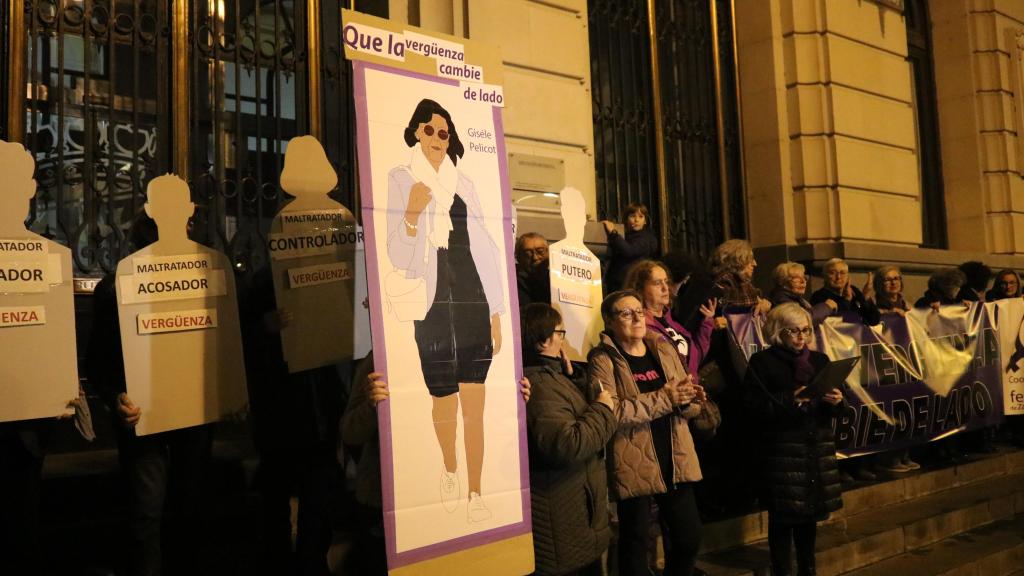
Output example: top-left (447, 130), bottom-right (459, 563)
top-left (624, 259), bottom-right (716, 381)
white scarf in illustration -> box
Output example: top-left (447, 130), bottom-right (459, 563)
top-left (409, 143), bottom-right (458, 249)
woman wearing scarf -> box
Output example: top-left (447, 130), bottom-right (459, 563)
top-left (744, 303), bottom-right (846, 576)
top-left (386, 98), bottom-right (506, 522)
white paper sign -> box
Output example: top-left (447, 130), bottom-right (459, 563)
top-left (0, 305), bottom-right (46, 328)
top-left (0, 140), bottom-right (79, 424)
top-left (137, 308), bottom-right (218, 335)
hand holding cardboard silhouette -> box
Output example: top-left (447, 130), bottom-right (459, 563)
top-left (0, 140), bottom-right (78, 423)
top-left (115, 174), bottom-right (247, 435)
top-left (549, 187), bottom-right (604, 361)
top-left (268, 136), bottom-right (358, 372)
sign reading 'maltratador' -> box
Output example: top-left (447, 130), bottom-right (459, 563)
top-left (116, 174), bottom-right (247, 437)
top-left (268, 136), bottom-right (358, 373)
top-left (0, 140), bottom-right (79, 424)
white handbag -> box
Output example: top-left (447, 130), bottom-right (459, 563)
top-left (385, 269), bottom-right (429, 322)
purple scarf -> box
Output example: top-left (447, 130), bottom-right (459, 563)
top-left (792, 346), bottom-right (814, 387)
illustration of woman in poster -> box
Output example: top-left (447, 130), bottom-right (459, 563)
top-left (386, 98), bottom-right (506, 523)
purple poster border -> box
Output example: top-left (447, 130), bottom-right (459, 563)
top-left (353, 60), bottom-right (531, 570)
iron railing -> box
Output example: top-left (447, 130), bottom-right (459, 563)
top-left (589, 0), bottom-right (662, 231)
top-left (187, 0), bottom-right (307, 278)
top-left (589, 0), bottom-right (745, 257)
top-left (16, 0), bottom-right (172, 275)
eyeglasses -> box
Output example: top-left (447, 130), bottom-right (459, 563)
top-left (781, 327), bottom-right (813, 337)
top-left (553, 329), bottom-right (567, 337)
top-left (826, 270), bottom-right (849, 277)
top-left (522, 247), bottom-right (547, 257)
top-left (615, 308), bottom-right (645, 321)
top-left (423, 125), bottom-right (449, 141)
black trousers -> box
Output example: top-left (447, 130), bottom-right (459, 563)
top-left (118, 424), bottom-right (213, 576)
top-left (767, 517), bottom-right (816, 576)
top-left (257, 441), bottom-right (339, 576)
top-left (618, 483), bottom-right (702, 576)
top-left (0, 427), bottom-right (46, 575)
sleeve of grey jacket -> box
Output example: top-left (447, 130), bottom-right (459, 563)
top-left (588, 352), bottom-right (675, 427)
top-left (527, 382), bottom-right (618, 466)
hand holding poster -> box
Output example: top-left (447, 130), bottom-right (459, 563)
top-left (549, 187), bottom-right (603, 361)
top-left (115, 175), bottom-right (247, 436)
top-left (269, 136), bottom-right (358, 372)
top-left (0, 140), bottom-right (78, 423)
top-left (345, 10), bottom-right (532, 575)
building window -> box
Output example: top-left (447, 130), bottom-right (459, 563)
top-left (907, 0), bottom-right (947, 248)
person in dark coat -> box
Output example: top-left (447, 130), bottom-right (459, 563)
top-left (986, 269), bottom-right (1021, 301)
top-left (768, 262), bottom-right (830, 324)
top-left (515, 232), bottom-right (551, 307)
top-left (602, 203), bottom-right (658, 293)
top-left (521, 303), bottom-right (617, 576)
top-left (914, 268), bottom-right (966, 310)
top-left (809, 258), bottom-right (880, 326)
top-left (744, 303), bottom-right (846, 576)
top-left (956, 260), bottom-right (991, 303)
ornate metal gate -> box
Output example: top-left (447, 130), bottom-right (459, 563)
top-left (589, 0), bottom-right (745, 257)
top-left (3, 0), bottom-right (380, 280)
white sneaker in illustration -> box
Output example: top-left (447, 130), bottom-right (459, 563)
top-left (467, 491), bottom-right (492, 523)
top-left (440, 469), bottom-right (460, 513)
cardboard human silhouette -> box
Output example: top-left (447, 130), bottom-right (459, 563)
top-left (268, 136), bottom-right (358, 372)
top-left (549, 187), bottom-right (604, 361)
top-left (115, 174), bottom-right (247, 436)
top-left (0, 140), bottom-right (78, 423)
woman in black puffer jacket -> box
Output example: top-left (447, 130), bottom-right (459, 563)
top-left (522, 303), bottom-right (618, 576)
top-left (744, 303), bottom-right (846, 576)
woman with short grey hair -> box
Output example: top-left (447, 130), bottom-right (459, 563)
top-left (769, 261), bottom-right (831, 324)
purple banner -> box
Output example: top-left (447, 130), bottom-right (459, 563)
top-left (728, 305), bottom-right (1005, 458)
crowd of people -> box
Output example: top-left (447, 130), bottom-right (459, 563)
top-left (3, 201), bottom-right (1024, 576)
top-left (509, 206), bottom-right (1024, 576)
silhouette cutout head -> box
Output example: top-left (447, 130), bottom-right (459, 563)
top-left (144, 174), bottom-right (194, 240)
top-left (281, 136), bottom-right (338, 199)
top-left (559, 187), bottom-right (586, 243)
top-left (0, 140), bottom-right (37, 226)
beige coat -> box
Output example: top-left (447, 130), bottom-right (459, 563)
top-left (587, 332), bottom-right (703, 500)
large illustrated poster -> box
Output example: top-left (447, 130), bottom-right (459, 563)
top-left (345, 10), bottom-right (532, 576)
top-left (269, 136), bottom-right (358, 372)
top-left (0, 140), bottom-right (78, 423)
top-left (115, 175), bottom-right (247, 436)
top-left (549, 187), bottom-right (603, 361)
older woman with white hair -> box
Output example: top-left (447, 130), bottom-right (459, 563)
top-left (809, 257), bottom-right (881, 326)
top-left (744, 303), bottom-right (845, 576)
top-left (769, 261), bottom-right (831, 324)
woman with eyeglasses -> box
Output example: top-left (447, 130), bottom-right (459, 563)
top-left (386, 98), bottom-right (506, 521)
top-left (588, 290), bottom-right (707, 576)
top-left (869, 266), bottom-right (920, 474)
top-left (769, 261), bottom-right (831, 324)
top-left (521, 303), bottom-right (617, 576)
top-left (986, 269), bottom-right (1022, 301)
top-left (744, 303), bottom-right (845, 576)
top-left (872, 265), bottom-right (910, 315)
top-left (624, 260), bottom-right (716, 380)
